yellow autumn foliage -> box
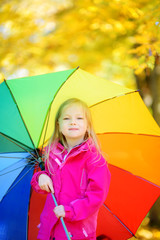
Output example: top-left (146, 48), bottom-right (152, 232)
top-left (0, 0), bottom-right (160, 88)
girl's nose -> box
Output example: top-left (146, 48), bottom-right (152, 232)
top-left (70, 119), bottom-right (76, 125)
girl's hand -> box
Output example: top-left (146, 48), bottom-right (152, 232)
top-left (53, 205), bottom-right (65, 218)
top-left (38, 174), bottom-right (54, 193)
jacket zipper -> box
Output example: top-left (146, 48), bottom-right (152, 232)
top-left (59, 139), bottom-right (89, 168)
top-left (61, 146), bottom-right (81, 167)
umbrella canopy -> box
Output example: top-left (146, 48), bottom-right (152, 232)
top-left (0, 67), bottom-right (160, 240)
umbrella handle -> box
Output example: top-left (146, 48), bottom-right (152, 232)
top-left (51, 193), bottom-right (72, 240)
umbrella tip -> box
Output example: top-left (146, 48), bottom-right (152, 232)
top-left (38, 157), bottom-right (45, 170)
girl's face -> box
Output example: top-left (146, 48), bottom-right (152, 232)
top-left (58, 103), bottom-right (88, 148)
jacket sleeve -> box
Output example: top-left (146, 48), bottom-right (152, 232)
top-left (64, 155), bottom-right (111, 221)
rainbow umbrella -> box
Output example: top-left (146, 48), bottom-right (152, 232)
top-left (0, 67), bottom-right (160, 240)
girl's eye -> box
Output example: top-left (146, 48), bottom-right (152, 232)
top-left (63, 117), bottom-right (70, 120)
top-left (77, 117), bottom-right (83, 120)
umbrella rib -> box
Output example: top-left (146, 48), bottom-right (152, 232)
top-left (0, 162), bottom-right (37, 176)
top-left (0, 155), bottom-right (38, 162)
top-left (0, 132), bottom-right (37, 160)
top-left (103, 203), bottom-right (136, 237)
top-left (0, 156), bottom-right (26, 159)
top-left (4, 80), bottom-right (40, 158)
top-left (41, 102), bottom-right (51, 152)
top-left (109, 163), bottom-right (160, 189)
top-left (89, 90), bottom-right (139, 108)
top-left (132, 174), bottom-right (160, 189)
top-left (0, 156), bottom-right (38, 160)
top-left (96, 131), bottom-right (160, 138)
top-left (2, 163), bottom-right (37, 200)
top-left (37, 67), bottom-right (79, 147)
top-left (0, 157), bottom-right (39, 176)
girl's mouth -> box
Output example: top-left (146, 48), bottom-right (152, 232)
top-left (69, 128), bottom-right (78, 130)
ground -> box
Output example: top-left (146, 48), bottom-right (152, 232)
top-left (130, 217), bottom-right (160, 240)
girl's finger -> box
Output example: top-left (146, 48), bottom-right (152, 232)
top-left (53, 206), bottom-right (65, 218)
top-left (38, 174), bottom-right (54, 193)
top-left (45, 185), bottom-right (51, 192)
top-left (48, 182), bottom-right (54, 193)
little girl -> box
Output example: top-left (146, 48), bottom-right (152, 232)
top-left (31, 98), bottom-right (111, 240)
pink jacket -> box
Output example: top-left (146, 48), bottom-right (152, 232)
top-left (31, 139), bottom-right (111, 240)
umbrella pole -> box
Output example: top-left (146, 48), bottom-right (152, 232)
top-left (51, 193), bottom-right (72, 240)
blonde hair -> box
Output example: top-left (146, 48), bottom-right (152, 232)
top-left (45, 98), bottom-right (101, 166)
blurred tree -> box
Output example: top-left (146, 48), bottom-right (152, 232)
top-left (0, 0), bottom-right (160, 111)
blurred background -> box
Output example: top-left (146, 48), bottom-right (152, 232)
top-left (0, 0), bottom-right (160, 239)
